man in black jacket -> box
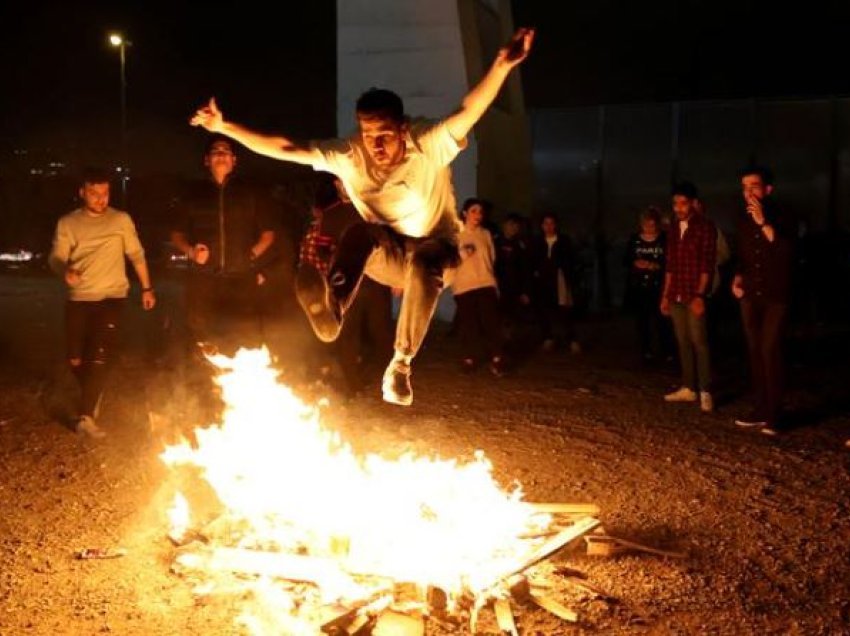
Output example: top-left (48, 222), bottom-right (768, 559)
top-left (530, 213), bottom-right (580, 353)
top-left (731, 165), bottom-right (795, 435)
top-left (171, 134), bottom-right (279, 351)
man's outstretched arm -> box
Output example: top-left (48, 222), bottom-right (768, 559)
top-left (444, 27), bottom-right (535, 142)
top-left (190, 98), bottom-right (316, 165)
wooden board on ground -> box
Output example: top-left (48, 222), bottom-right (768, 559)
top-left (530, 592), bottom-right (578, 623)
top-left (494, 598), bottom-right (519, 636)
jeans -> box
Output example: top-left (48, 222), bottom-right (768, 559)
top-left (66, 298), bottom-right (125, 418)
top-left (669, 301), bottom-right (711, 392)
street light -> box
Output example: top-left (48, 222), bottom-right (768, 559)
top-left (108, 32), bottom-right (129, 202)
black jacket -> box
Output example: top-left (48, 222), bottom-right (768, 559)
top-left (174, 176), bottom-right (278, 275)
top-left (495, 235), bottom-right (531, 300)
top-left (735, 198), bottom-right (795, 303)
top-left (529, 233), bottom-right (575, 305)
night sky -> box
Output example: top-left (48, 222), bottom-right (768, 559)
top-left (2, 1), bottom-right (848, 177)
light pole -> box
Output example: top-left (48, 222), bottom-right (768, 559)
top-left (108, 32), bottom-right (129, 203)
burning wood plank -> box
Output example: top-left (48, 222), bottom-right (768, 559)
top-left (344, 613), bottom-right (373, 635)
top-left (585, 534), bottom-right (685, 559)
top-left (494, 598), bottom-right (519, 636)
top-left (530, 592), bottom-right (579, 623)
top-left (319, 593), bottom-right (391, 634)
top-left (372, 610), bottom-right (424, 636)
top-left (561, 576), bottom-right (619, 604)
top-left (504, 516), bottom-right (601, 579)
top-left (529, 503), bottom-right (601, 516)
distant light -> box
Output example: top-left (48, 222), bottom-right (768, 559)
top-left (109, 33), bottom-right (123, 47)
top-left (0, 249), bottom-right (33, 263)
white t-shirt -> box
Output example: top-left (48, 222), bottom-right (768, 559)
top-left (453, 226), bottom-right (497, 296)
top-left (308, 118), bottom-right (466, 239)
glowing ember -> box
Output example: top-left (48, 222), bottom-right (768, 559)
top-left (160, 347), bottom-right (557, 631)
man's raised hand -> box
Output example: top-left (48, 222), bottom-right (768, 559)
top-left (190, 97), bottom-right (224, 132)
top-left (498, 27), bottom-right (536, 67)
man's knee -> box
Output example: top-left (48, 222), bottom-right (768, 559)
top-left (68, 358), bottom-right (82, 368)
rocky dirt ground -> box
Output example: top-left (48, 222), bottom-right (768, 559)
top-left (1, 272), bottom-right (849, 635)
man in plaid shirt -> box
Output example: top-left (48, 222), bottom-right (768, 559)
top-left (661, 181), bottom-right (717, 412)
top-left (299, 176), bottom-right (393, 395)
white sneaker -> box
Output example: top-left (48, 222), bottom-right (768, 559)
top-left (381, 360), bottom-right (413, 406)
top-left (76, 415), bottom-right (106, 439)
top-left (664, 387), bottom-right (697, 402)
top-left (541, 339), bottom-right (555, 352)
top-left (734, 412), bottom-right (767, 428)
top-left (699, 391), bottom-right (714, 413)
top-left (569, 341), bottom-right (582, 355)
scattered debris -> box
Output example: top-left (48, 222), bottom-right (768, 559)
top-left (75, 547), bottom-right (127, 560)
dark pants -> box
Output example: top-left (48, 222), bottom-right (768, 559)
top-left (669, 302), bottom-right (712, 392)
top-left (66, 299), bottom-right (125, 418)
top-left (740, 298), bottom-right (788, 425)
top-left (323, 222), bottom-right (459, 358)
top-left (335, 277), bottom-right (394, 390)
top-left (633, 288), bottom-right (671, 357)
top-left (536, 302), bottom-right (577, 345)
top-left (454, 286), bottom-right (503, 361)
top-left (185, 271), bottom-right (264, 351)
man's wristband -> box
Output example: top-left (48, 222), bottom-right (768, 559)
top-left (142, 287), bottom-right (154, 293)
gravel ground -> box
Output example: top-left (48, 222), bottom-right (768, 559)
top-left (1, 272), bottom-right (849, 635)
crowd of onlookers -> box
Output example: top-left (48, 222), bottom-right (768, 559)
top-left (41, 130), bottom-right (836, 440)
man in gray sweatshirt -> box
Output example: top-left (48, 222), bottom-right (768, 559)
top-left (49, 168), bottom-right (156, 437)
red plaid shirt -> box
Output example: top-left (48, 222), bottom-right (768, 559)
top-left (298, 219), bottom-right (336, 276)
top-left (664, 214), bottom-right (717, 303)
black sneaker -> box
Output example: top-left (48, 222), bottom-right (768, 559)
top-left (382, 360), bottom-right (412, 406)
top-left (295, 264), bottom-right (342, 343)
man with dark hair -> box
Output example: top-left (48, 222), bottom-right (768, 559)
top-left (495, 212), bottom-right (532, 338)
top-left (529, 213), bottom-right (581, 354)
top-left (661, 181), bottom-right (717, 412)
top-left (49, 169), bottom-right (155, 437)
top-left (731, 165), bottom-right (795, 435)
top-left (190, 28), bottom-right (535, 405)
top-left (354, 88), bottom-right (405, 123)
top-left (170, 134), bottom-right (280, 352)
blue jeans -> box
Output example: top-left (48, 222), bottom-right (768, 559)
top-left (669, 302), bottom-right (711, 392)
